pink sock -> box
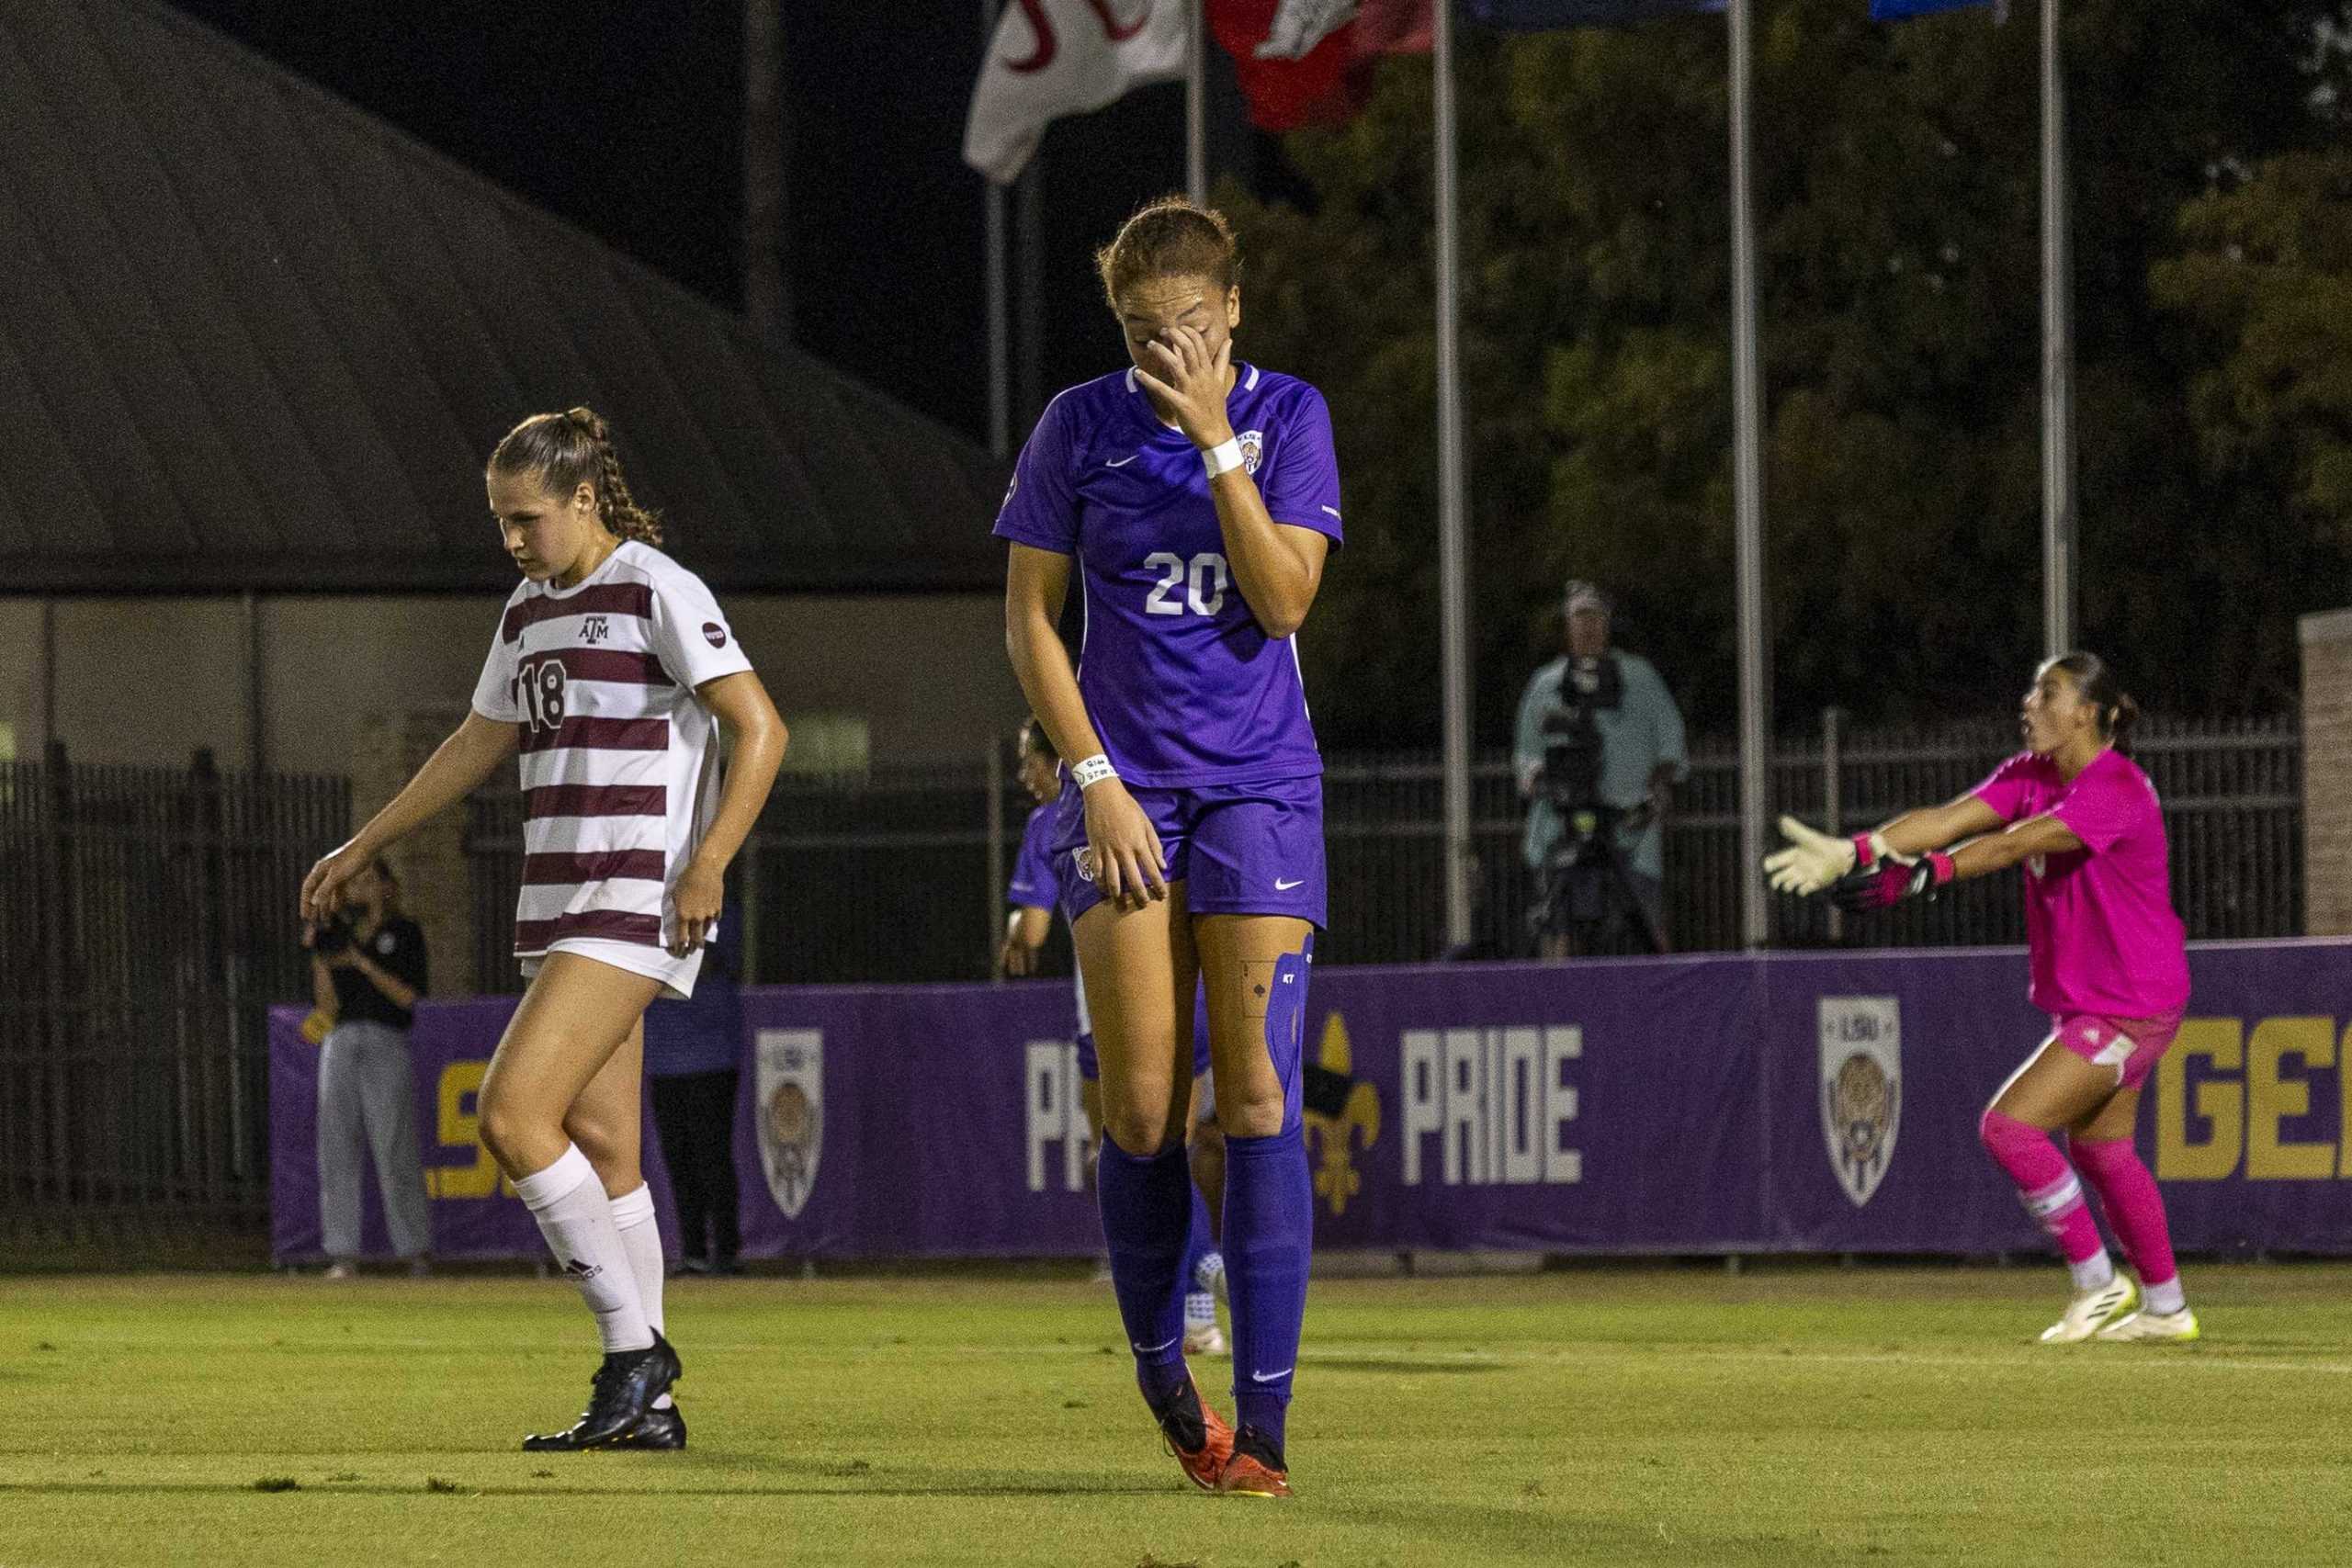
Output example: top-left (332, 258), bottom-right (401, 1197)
top-left (1979, 1109), bottom-right (2109, 1278)
top-left (2071, 1134), bottom-right (2182, 1305)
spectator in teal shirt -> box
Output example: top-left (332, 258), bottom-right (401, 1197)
top-left (1513, 581), bottom-right (1689, 953)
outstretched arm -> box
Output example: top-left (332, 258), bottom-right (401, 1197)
top-left (300, 713), bottom-right (518, 922)
top-left (1764, 790), bottom-right (2008, 897)
top-left (1836, 811), bottom-right (2086, 912)
top-left (1876, 793), bottom-right (2008, 858)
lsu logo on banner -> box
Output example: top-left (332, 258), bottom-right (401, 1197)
top-left (755, 1028), bottom-right (823, 1220)
top-left (1820, 997), bottom-right (1901, 1208)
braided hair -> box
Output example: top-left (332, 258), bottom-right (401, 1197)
top-left (488, 406), bottom-right (664, 547)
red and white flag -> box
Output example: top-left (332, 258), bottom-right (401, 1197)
top-left (963, 0), bottom-right (1189, 185)
top-left (1208, 0), bottom-right (1430, 131)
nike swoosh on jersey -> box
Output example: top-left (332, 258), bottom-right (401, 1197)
top-left (1106, 454), bottom-right (1140, 468)
top-left (1274, 877), bottom-right (1305, 891)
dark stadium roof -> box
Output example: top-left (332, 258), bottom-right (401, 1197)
top-left (0, 0), bottom-right (1009, 595)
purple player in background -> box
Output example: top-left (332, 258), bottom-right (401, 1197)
top-left (997, 197), bottom-right (1338, 1499)
top-left (1767, 652), bottom-right (2199, 1345)
top-left (1001, 716), bottom-right (1229, 1355)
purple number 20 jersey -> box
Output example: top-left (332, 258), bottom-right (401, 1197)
top-left (992, 364), bottom-right (1344, 787)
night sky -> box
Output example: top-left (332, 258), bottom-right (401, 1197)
top-left (164, 1), bottom-right (1280, 452)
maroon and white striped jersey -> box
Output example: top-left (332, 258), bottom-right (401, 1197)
top-left (470, 542), bottom-right (753, 960)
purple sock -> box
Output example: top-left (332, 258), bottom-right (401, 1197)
top-left (1223, 1124), bottom-right (1312, 1450)
top-left (1096, 1133), bottom-right (1193, 1408)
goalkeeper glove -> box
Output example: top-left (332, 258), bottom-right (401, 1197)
top-left (1763, 815), bottom-right (1894, 896)
top-left (1832, 851), bottom-right (1955, 912)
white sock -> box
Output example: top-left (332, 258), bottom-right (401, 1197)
top-left (2068, 1250), bottom-right (2116, 1293)
top-left (611, 1183), bottom-right (673, 1408)
top-left (1185, 1290), bottom-right (1216, 1328)
top-left (2143, 1275), bottom-right (2187, 1315)
top-left (514, 1145), bottom-right (652, 1355)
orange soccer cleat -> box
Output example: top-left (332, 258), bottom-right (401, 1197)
top-left (1214, 1428), bottom-right (1291, 1499)
top-left (1148, 1377), bottom-right (1236, 1492)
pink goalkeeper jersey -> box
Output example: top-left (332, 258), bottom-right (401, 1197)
top-left (1972, 748), bottom-right (2189, 1020)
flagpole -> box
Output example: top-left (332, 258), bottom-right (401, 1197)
top-left (982, 0), bottom-right (1010, 458)
top-left (1016, 155), bottom-right (1045, 432)
top-left (1186, 0), bottom-right (1208, 203)
top-left (2041, 0), bottom-right (2075, 656)
top-left (1728, 0), bottom-right (1771, 949)
top-left (1433, 0), bottom-right (1473, 954)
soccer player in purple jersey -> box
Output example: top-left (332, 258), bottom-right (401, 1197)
top-left (1768, 653), bottom-right (2198, 1344)
top-left (997, 198), bottom-right (1339, 1497)
top-left (1002, 717), bottom-right (1227, 1352)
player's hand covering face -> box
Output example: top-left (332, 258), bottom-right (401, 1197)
top-left (1118, 277), bottom-right (1239, 450)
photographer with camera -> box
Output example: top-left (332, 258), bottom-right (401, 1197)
top-left (303, 856), bottom-right (432, 1277)
top-left (1512, 581), bottom-right (1688, 957)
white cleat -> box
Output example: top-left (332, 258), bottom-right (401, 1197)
top-left (2097, 1307), bottom-right (2200, 1344)
top-left (1182, 1321), bottom-right (1228, 1358)
top-left (2039, 1275), bottom-right (2139, 1344)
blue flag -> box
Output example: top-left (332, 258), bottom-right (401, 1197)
top-left (1464, 1), bottom-right (1724, 26)
top-left (1870, 0), bottom-right (1999, 17)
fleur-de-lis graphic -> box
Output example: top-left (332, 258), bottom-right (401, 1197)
top-left (1304, 1010), bottom-right (1379, 1217)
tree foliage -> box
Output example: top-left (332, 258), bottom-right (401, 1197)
top-left (1218, 0), bottom-right (2351, 745)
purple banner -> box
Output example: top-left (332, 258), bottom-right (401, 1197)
top-left (270, 940), bottom-right (2352, 1263)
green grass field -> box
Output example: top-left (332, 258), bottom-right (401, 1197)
top-left (4, 1264), bottom-right (2348, 1567)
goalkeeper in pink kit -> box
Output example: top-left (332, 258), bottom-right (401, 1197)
top-left (1767, 652), bottom-right (2196, 1343)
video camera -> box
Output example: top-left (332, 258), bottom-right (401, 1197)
top-left (1529, 653), bottom-right (1660, 955)
top-left (1536, 654), bottom-right (1623, 818)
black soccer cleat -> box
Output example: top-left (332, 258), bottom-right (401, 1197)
top-left (609, 1403), bottom-right (687, 1450)
top-left (520, 1333), bottom-right (682, 1451)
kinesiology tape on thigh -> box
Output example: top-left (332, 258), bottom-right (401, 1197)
top-left (1263, 937), bottom-right (1313, 1134)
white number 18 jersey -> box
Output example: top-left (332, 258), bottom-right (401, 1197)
top-left (470, 540), bottom-right (752, 961)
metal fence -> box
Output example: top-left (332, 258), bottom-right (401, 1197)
top-left (0, 747), bottom-right (348, 1236)
top-left (458, 712), bottom-right (2303, 987)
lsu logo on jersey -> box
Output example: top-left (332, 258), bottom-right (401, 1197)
top-left (1238, 429), bottom-right (1264, 477)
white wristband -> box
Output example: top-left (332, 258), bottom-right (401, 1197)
top-left (1202, 438), bottom-right (1245, 479)
top-left (1070, 753), bottom-right (1118, 791)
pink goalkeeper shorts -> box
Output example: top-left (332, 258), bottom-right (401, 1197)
top-left (2049, 1010), bottom-right (2185, 1092)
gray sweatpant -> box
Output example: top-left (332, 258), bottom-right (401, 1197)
top-left (316, 1019), bottom-right (432, 1260)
